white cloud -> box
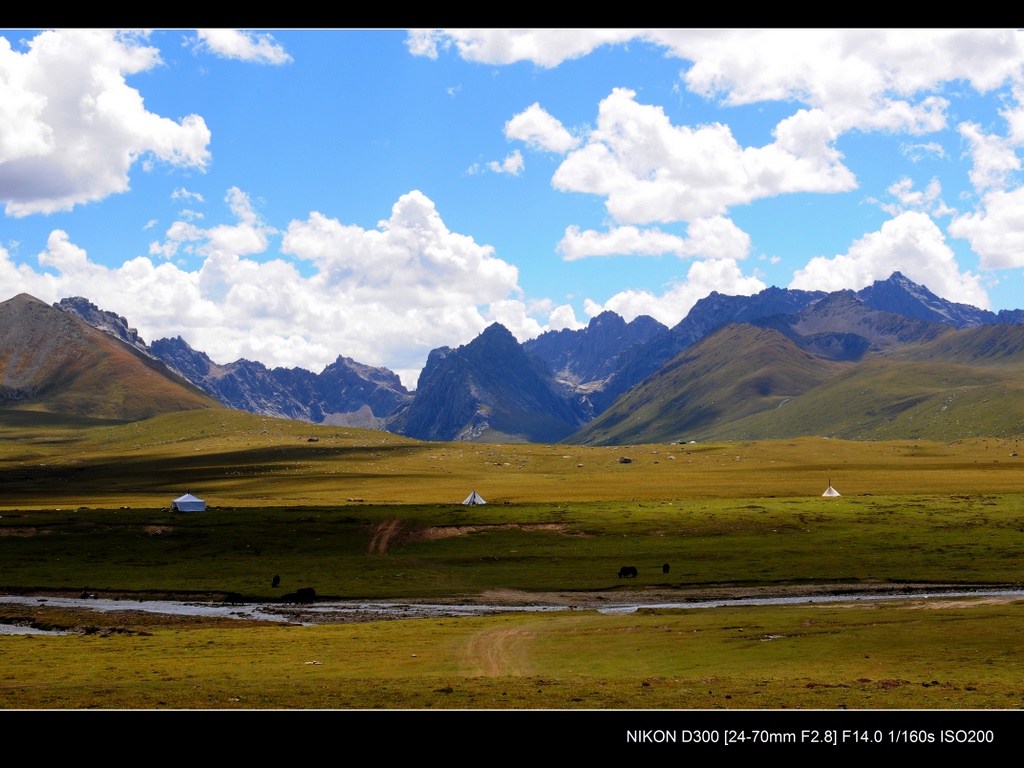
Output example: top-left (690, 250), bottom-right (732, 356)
top-left (791, 211), bottom-right (989, 307)
top-left (0, 29), bottom-right (210, 216)
top-left (878, 176), bottom-right (945, 216)
top-left (557, 216), bottom-right (750, 261)
top-left (550, 89), bottom-right (855, 225)
top-left (405, 29), bottom-right (446, 59)
top-left (505, 103), bottom-right (579, 153)
top-left (38, 230), bottom-right (92, 274)
top-left (959, 121), bottom-right (1022, 194)
top-left (415, 29), bottom-right (1024, 135)
top-left (150, 187), bottom-right (275, 260)
top-left (901, 141), bottom-right (946, 162)
top-left (1, 192), bottom-right (545, 389)
top-left (487, 150), bottom-right (524, 175)
top-left (172, 187), bottom-right (204, 203)
top-left (486, 299), bottom-right (545, 341)
top-left (1001, 87), bottom-right (1024, 145)
top-left (547, 303), bottom-right (585, 331)
top-left (585, 258), bottom-right (765, 327)
top-left (671, 29), bottom-right (1020, 131)
top-left (469, 151), bottom-right (525, 176)
top-left (407, 29), bottom-right (639, 68)
top-left (949, 187), bottom-right (1024, 269)
top-left (558, 226), bottom-right (689, 260)
top-left (485, 298), bottom-right (587, 340)
top-left (194, 30), bottom-right (292, 65)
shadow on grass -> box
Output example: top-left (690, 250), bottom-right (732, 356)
top-left (0, 442), bottom-right (425, 501)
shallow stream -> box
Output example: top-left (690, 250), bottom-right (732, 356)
top-left (2, 587), bottom-right (1022, 635)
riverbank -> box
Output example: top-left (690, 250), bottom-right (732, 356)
top-left (3, 582), bottom-right (1021, 629)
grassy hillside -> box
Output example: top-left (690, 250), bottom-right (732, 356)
top-left (894, 323), bottom-right (1024, 370)
top-left (0, 294), bottom-right (220, 420)
top-left (570, 321), bottom-right (1024, 445)
top-left (710, 359), bottom-right (1024, 441)
top-left (570, 325), bottom-right (845, 445)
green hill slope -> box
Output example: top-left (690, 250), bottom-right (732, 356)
top-left (568, 324), bottom-right (845, 445)
top-left (569, 321), bottom-right (1024, 445)
top-left (711, 359), bottom-right (1024, 441)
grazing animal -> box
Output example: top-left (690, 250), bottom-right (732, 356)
top-left (618, 566), bottom-right (638, 578)
top-left (280, 589), bottom-right (315, 603)
top-left (662, 563), bottom-right (670, 574)
top-left (272, 574), bottom-right (280, 588)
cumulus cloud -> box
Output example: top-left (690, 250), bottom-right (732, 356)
top-left (406, 29), bottom-right (639, 68)
top-left (472, 150), bottom-right (524, 176)
top-left (901, 141), bottom-right (946, 162)
top-left (548, 89), bottom-right (855, 225)
top-left (877, 176), bottom-right (947, 217)
top-left (405, 29), bottom-right (446, 59)
top-left (547, 303), bottom-right (586, 331)
top-left (150, 187), bottom-right (275, 260)
top-left (0, 29), bottom-right (211, 217)
top-left (949, 187), bottom-right (1024, 270)
top-left (790, 211), bottom-right (989, 307)
top-left (557, 216), bottom-right (751, 261)
top-left (172, 187), bottom-right (204, 203)
top-left (483, 298), bottom-right (587, 340)
top-left (673, 30), bottom-right (1020, 129)
top-left (414, 29), bottom-right (1024, 135)
top-left (959, 121), bottom-right (1022, 195)
top-left (194, 30), bottom-right (292, 65)
top-left (505, 103), bottom-right (579, 153)
top-left (584, 258), bottom-right (766, 327)
top-left (2, 191), bottom-right (551, 389)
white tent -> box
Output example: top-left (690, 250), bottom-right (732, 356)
top-left (462, 490), bottom-right (486, 506)
top-left (171, 492), bottom-right (206, 512)
top-left (821, 484), bottom-right (841, 497)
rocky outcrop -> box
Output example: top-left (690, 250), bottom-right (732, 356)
top-left (400, 323), bottom-right (590, 443)
top-left (150, 336), bottom-right (411, 424)
top-left (54, 297), bottom-right (152, 357)
top-left (856, 272), bottom-right (994, 328)
top-left (524, 311), bottom-right (665, 386)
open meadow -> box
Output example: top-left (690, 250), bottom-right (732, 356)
top-left (1, 409), bottom-right (1023, 709)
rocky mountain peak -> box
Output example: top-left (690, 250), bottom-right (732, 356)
top-left (54, 296), bottom-right (151, 356)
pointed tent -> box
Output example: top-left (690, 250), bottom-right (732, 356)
top-left (821, 479), bottom-right (841, 498)
top-left (171, 492), bottom-right (206, 512)
top-left (462, 490), bottom-right (486, 506)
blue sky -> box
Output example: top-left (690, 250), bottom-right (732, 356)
top-left (3, 29), bottom-right (1024, 387)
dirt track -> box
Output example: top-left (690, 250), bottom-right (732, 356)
top-left (464, 625), bottom-right (539, 676)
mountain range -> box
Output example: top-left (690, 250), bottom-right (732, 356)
top-left (6, 271), bottom-right (1024, 444)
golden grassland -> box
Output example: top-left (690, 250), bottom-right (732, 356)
top-left (3, 600), bottom-right (1023, 709)
top-left (1, 409), bottom-right (1023, 508)
top-left (1, 409), bottom-right (1023, 709)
